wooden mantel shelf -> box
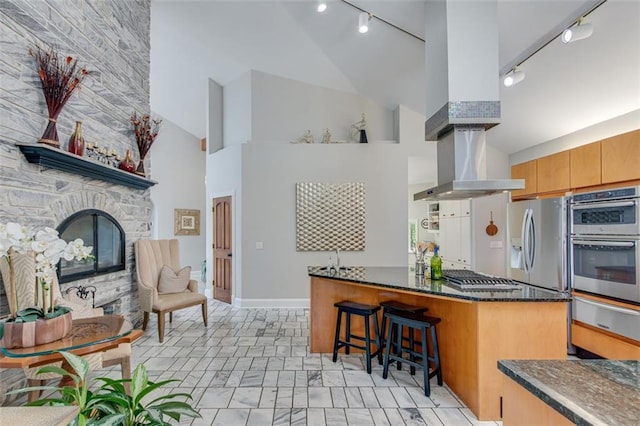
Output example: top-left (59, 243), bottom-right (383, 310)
top-left (17, 143), bottom-right (157, 190)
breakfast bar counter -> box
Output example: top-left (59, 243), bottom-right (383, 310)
top-left (308, 266), bottom-right (571, 421)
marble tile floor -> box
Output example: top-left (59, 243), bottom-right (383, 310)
top-left (13, 298), bottom-right (503, 426)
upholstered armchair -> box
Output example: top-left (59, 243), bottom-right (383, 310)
top-left (0, 252), bottom-right (131, 401)
top-left (134, 239), bottom-right (208, 343)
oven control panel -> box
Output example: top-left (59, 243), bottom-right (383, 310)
top-left (572, 186), bottom-right (638, 203)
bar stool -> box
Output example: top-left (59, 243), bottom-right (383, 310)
top-left (379, 300), bottom-right (429, 371)
top-left (332, 301), bottom-right (382, 374)
top-left (382, 310), bottom-right (443, 396)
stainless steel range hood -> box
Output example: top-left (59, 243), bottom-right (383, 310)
top-left (415, 0), bottom-right (524, 202)
top-left (413, 125), bottom-right (524, 202)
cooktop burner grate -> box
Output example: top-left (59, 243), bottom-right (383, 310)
top-left (443, 270), bottom-right (521, 291)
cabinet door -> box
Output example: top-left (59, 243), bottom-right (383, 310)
top-left (459, 216), bottom-right (471, 265)
top-left (511, 160), bottom-right (537, 198)
top-left (438, 217), bottom-right (460, 263)
top-left (459, 199), bottom-right (471, 217)
top-left (570, 142), bottom-right (601, 188)
top-left (537, 151), bottom-right (570, 193)
top-left (440, 200), bottom-right (461, 218)
top-left (601, 129), bottom-right (640, 184)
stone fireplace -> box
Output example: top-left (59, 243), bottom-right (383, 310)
top-left (0, 0), bottom-right (152, 403)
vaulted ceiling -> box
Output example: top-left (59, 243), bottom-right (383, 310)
top-left (151, 0), bottom-right (640, 155)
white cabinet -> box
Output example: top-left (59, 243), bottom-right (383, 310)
top-left (425, 203), bottom-right (439, 232)
top-left (439, 200), bottom-right (471, 218)
top-left (438, 201), bottom-right (472, 271)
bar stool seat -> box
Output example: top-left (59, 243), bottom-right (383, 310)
top-left (382, 310), bottom-right (443, 396)
top-left (332, 301), bottom-right (382, 374)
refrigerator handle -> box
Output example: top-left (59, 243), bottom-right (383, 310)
top-left (528, 208), bottom-right (536, 271)
top-left (520, 208), bottom-right (529, 272)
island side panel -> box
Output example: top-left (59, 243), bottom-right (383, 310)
top-left (501, 374), bottom-right (573, 426)
top-left (477, 302), bottom-right (568, 420)
top-left (310, 277), bottom-right (481, 416)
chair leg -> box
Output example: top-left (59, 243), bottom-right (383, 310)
top-left (169, 312), bottom-right (173, 323)
top-left (345, 313), bottom-right (351, 355)
top-left (364, 314), bottom-right (372, 374)
top-left (332, 309), bottom-right (343, 363)
top-left (158, 312), bottom-right (166, 343)
top-left (27, 379), bottom-right (43, 402)
top-left (431, 326), bottom-right (443, 386)
top-left (373, 312), bottom-right (383, 365)
top-left (202, 301), bottom-right (208, 327)
top-left (382, 317), bottom-right (394, 380)
top-left (142, 312), bottom-right (149, 331)
top-left (421, 326), bottom-right (430, 396)
top-left (120, 356), bottom-right (132, 395)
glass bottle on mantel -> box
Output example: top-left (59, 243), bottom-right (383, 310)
top-left (430, 246), bottom-right (442, 280)
top-left (118, 149), bottom-right (136, 173)
top-left (68, 121), bottom-right (85, 156)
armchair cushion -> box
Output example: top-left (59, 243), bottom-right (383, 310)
top-left (158, 265), bottom-right (191, 294)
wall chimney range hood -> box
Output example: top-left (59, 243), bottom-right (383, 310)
top-left (415, 0), bottom-right (524, 202)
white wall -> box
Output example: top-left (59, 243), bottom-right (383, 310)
top-left (510, 110), bottom-right (640, 165)
top-left (250, 70), bottom-right (395, 143)
top-left (472, 192), bottom-right (508, 277)
top-left (150, 118), bottom-right (206, 272)
top-left (223, 72), bottom-right (252, 147)
top-left (207, 78), bottom-right (223, 154)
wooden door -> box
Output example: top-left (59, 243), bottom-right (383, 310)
top-left (570, 141), bottom-right (601, 188)
top-left (213, 196), bottom-right (232, 304)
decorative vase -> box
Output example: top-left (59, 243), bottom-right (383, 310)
top-left (0, 311), bottom-right (72, 349)
top-left (135, 156), bottom-right (146, 177)
top-left (119, 149), bottom-right (136, 173)
top-left (68, 121), bottom-right (85, 156)
top-left (39, 116), bottom-right (61, 148)
top-left (359, 129), bottom-right (368, 144)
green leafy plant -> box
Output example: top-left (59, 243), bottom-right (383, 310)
top-left (9, 351), bottom-right (200, 426)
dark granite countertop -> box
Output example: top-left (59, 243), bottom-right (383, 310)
top-left (498, 359), bottom-right (640, 426)
top-left (308, 266), bottom-right (571, 302)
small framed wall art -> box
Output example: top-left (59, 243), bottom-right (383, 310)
top-left (174, 209), bottom-right (200, 236)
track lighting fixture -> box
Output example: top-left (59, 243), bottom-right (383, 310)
top-left (358, 12), bottom-right (371, 33)
top-left (561, 18), bottom-right (594, 43)
top-left (317, 1), bottom-right (327, 13)
top-left (503, 68), bottom-right (525, 88)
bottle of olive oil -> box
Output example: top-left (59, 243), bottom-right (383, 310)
top-left (430, 246), bottom-right (442, 280)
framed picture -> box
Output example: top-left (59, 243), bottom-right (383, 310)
top-left (174, 209), bottom-right (200, 236)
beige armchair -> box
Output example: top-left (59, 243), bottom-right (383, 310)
top-left (134, 239), bottom-right (207, 342)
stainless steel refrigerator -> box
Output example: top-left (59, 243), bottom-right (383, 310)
top-left (508, 197), bottom-right (569, 291)
top-left (508, 196), bottom-right (573, 353)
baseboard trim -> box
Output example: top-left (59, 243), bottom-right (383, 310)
top-left (233, 298), bottom-right (310, 308)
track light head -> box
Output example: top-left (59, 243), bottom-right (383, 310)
top-left (317, 2), bottom-right (327, 13)
top-left (358, 12), bottom-right (370, 33)
top-left (561, 20), bottom-right (594, 43)
top-left (503, 70), bottom-right (525, 88)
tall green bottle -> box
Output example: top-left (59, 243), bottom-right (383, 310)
top-left (430, 246), bottom-right (442, 280)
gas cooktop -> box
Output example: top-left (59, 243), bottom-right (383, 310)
top-left (443, 270), bottom-right (522, 291)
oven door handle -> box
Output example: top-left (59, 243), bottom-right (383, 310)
top-left (575, 297), bottom-right (640, 316)
top-left (571, 240), bottom-right (636, 248)
top-left (571, 200), bottom-right (636, 210)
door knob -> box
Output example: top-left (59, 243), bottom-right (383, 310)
top-left (228, 253), bottom-right (233, 257)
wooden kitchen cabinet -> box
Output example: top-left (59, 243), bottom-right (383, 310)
top-left (536, 151), bottom-right (570, 194)
top-left (570, 141), bottom-right (601, 188)
top-left (601, 129), bottom-right (640, 184)
top-left (510, 160), bottom-right (537, 199)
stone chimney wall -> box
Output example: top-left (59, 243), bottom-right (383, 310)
top-left (0, 0), bottom-right (152, 403)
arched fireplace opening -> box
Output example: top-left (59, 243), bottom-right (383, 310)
top-left (57, 209), bottom-right (126, 283)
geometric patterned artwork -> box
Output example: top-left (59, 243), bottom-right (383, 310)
top-left (296, 182), bottom-right (365, 251)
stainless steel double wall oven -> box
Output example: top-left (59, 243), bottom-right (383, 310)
top-left (569, 186), bottom-right (640, 342)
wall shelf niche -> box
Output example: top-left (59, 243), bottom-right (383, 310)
top-left (17, 143), bottom-right (157, 190)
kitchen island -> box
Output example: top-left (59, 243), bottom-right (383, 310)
top-left (308, 266), bottom-right (571, 421)
top-left (498, 359), bottom-right (639, 426)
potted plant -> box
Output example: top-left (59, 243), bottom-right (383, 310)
top-left (0, 222), bottom-right (93, 348)
top-left (9, 351), bottom-right (201, 426)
